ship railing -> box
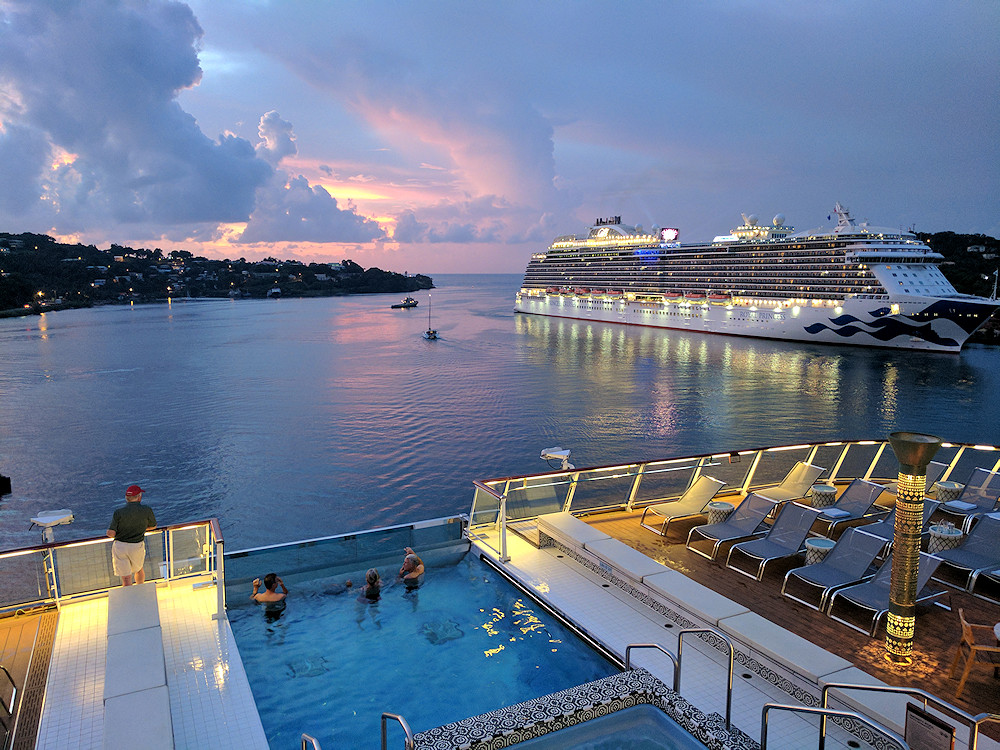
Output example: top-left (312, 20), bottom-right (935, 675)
top-left (820, 682), bottom-right (1000, 750)
top-left (0, 518), bottom-right (226, 619)
top-left (468, 439), bottom-right (1000, 551)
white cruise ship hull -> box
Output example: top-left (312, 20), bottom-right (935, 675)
top-left (514, 292), bottom-right (989, 353)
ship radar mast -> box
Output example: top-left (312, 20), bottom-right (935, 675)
top-left (833, 202), bottom-right (856, 230)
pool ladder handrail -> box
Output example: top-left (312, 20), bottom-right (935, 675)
top-left (820, 682), bottom-right (1000, 750)
top-left (300, 733), bottom-right (320, 749)
top-left (761, 703), bottom-right (908, 750)
top-left (625, 629), bottom-right (736, 731)
top-left (381, 712), bottom-right (415, 750)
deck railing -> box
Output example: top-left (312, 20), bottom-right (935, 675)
top-left (469, 438), bottom-right (1000, 558)
top-left (0, 519), bottom-right (225, 617)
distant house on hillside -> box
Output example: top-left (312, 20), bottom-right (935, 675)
top-left (968, 245), bottom-right (986, 254)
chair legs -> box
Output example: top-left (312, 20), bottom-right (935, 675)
top-left (949, 644), bottom-right (977, 698)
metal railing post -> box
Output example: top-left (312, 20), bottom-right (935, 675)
top-left (762, 703), bottom-right (908, 750)
top-left (624, 643), bottom-right (680, 692)
top-left (381, 712), bottom-right (414, 750)
top-left (678, 629), bottom-right (734, 730)
top-left (300, 733), bottom-right (321, 749)
top-left (498, 494), bottom-right (510, 563)
top-left (213, 533), bottom-right (226, 621)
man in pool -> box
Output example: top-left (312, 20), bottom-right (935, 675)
top-left (251, 572), bottom-right (288, 604)
top-left (398, 547), bottom-right (424, 587)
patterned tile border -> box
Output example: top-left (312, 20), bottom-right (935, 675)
top-left (412, 668), bottom-right (759, 750)
top-left (536, 532), bottom-right (905, 750)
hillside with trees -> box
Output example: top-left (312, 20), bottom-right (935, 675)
top-left (0, 233), bottom-right (432, 315)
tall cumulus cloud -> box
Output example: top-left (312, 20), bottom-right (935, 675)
top-left (0, 0), bottom-right (381, 245)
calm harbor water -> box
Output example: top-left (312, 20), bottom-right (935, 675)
top-left (0, 273), bottom-right (997, 551)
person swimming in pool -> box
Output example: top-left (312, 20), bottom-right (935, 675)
top-left (398, 547), bottom-right (424, 587)
top-left (251, 572), bottom-right (288, 621)
top-left (361, 568), bottom-right (382, 602)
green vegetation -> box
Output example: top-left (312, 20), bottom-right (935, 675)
top-left (0, 233), bottom-right (432, 314)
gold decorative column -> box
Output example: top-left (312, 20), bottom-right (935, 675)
top-left (885, 432), bottom-right (942, 664)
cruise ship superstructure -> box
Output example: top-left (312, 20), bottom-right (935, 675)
top-left (515, 204), bottom-right (998, 352)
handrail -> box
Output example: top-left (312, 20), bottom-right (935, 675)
top-left (821, 682), bottom-right (1000, 750)
top-left (300, 733), bottom-right (321, 749)
top-left (678, 628), bottom-right (734, 730)
top-left (624, 643), bottom-right (680, 692)
top-left (380, 712), bottom-right (414, 750)
top-left (0, 517), bottom-right (222, 557)
top-left (0, 664), bottom-right (16, 717)
top-left (761, 703), bottom-right (908, 750)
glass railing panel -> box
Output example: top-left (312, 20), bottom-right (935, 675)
top-left (168, 525), bottom-right (212, 578)
top-left (746, 446), bottom-right (815, 490)
top-left (810, 444), bottom-right (848, 480)
top-left (504, 475), bottom-right (571, 519)
top-left (834, 442), bottom-right (884, 482)
top-left (630, 459), bottom-right (703, 505)
top-left (868, 446), bottom-right (901, 483)
top-left (566, 466), bottom-right (640, 513)
top-left (52, 539), bottom-right (118, 596)
top-left (950, 445), bottom-right (1000, 485)
top-left (470, 485), bottom-right (502, 526)
top-left (0, 550), bottom-right (50, 613)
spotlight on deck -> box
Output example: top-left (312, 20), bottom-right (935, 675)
top-left (540, 447), bottom-right (575, 471)
top-left (30, 509), bottom-right (75, 543)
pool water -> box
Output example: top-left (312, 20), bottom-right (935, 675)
top-left (512, 704), bottom-right (708, 749)
top-left (229, 552), bottom-right (619, 748)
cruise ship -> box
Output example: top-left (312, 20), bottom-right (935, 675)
top-left (515, 204), bottom-right (999, 352)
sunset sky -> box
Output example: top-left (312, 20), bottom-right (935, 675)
top-left (1, 1), bottom-right (997, 273)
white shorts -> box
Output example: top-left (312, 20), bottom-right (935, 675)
top-left (111, 540), bottom-right (146, 576)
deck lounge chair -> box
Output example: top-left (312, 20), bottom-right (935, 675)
top-left (827, 552), bottom-right (944, 636)
top-left (781, 527), bottom-right (887, 611)
top-left (931, 514), bottom-right (1000, 591)
top-left (811, 478), bottom-right (886, 537)
top-left (935, 468), bottom-right (1000, 532)
top-left (686, 493), bottom-right (777, 561)
top-left (854, 500), bottom-right (940, 556)
top-left (755, 461), bottom-right (826, 503)
top-left (726, 502), bottom-right (822, 581)
top-left (878, 460), bottom-right (948, 497)
top-left (638, 475), bottom-right (727, 536)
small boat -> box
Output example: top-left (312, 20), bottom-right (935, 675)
top-left (545, 286), bottom-right (561, 295)
top-left (663, 291), bottom-right (683, 301)
top-left (573, 287), bottom-right (591, 297)
top-left (685, 292), bottom-right (707, 303)
top-left (266, 287), bottom-right (281, 299)
top-left (708, 293), bottom-right (731, 305)
top-left (391, 297), bottom-right (418, 309)
top-left (423, 295), bottom-right (438, 340)
top-left (606, 290), bottom-right (622, 298)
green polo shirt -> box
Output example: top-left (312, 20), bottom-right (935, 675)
top-left (109, 501), bottom-right (156, 544)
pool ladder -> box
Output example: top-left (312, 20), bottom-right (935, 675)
top-left (301, 712), bottom-right (415, 750)
top-left (625, 627), bottom-right (736, 730)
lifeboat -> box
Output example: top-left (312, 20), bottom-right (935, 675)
top-left (560, 287), bottom-right (574, 296)
top-left (684, 292), bottom-right (707, 303)
top-left (663, 291), bottom-right (683, 301)
top-left (708, 293), bottom-right (731, 305)
top-left (606, 289), bottom-right (623, 298)
top-left (574, 287), bottom-right (591, 296)
top-left (545, 286), bottom-right (560, 295)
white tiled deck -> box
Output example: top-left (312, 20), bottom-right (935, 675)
top-left (472, 529), bottom-right (998, 750)
top-left (35, 579), bottom-right (266, 750)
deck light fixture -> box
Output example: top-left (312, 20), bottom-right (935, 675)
top-left (885, 431), bottom-right (942, 664)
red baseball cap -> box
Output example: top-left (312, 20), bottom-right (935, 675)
top-left (125, 484), bottom-right (145, 497)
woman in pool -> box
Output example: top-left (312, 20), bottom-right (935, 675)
top-left (361, 568), bottom-right (382, 601)
top-left (398, 547), bottom-right (424, 587)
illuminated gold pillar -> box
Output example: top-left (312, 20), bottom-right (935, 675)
top-left (885, 432), bottom-right (942, 664)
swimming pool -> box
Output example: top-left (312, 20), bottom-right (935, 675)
top-left (512, 704), bottom-right (708, 749)
top-left (228, 548), bottom-right (619, 748)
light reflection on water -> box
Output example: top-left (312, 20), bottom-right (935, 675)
top-left (0, 273), bottom-right (997, 550)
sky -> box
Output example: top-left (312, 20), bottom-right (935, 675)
top-left (1, 1), bottom-right (997, 274)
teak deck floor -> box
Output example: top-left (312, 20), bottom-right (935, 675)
top-left (580, 509), bottom-right (1000, 734)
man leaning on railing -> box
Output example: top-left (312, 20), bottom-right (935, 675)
top-left (106, 484), bottom-right (156, 586)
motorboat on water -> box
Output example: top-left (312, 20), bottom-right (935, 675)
top-left (391, 296), bottom-right (418, 309)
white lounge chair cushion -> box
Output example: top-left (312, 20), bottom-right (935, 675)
top-left (821, 508), bottom-right (851, 519)
top-left (584, 538), bottom-right (666, 580)
top-left (643, 569), bottom-right (749, 624)
top-left (104, 686), bottom-right (173, 750)
top-left (943, 500), bottom-right (976, 511)
top-left (107, 582), bottom-right (160, 636)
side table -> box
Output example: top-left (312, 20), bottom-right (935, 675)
top-left (934, 481), bottom-right (965, 504)
top-left (804, 537), bottom-right (836, 565)
top-left (810, 484), bottom-right (837, 509)
top-left (706, 501), bottom-right (735, 526)
top-left (927, 523), bottom-right (964, 554)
